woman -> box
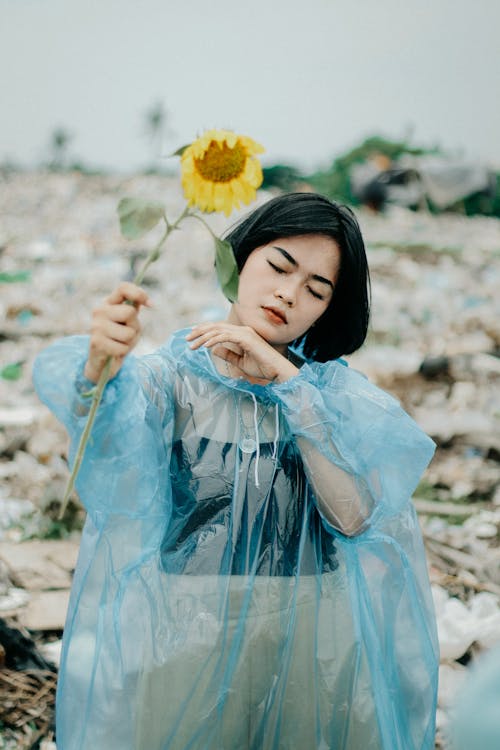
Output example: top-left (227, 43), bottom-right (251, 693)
top-left (33, 193), bottom-right (438, 749)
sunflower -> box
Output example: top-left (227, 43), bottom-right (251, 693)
top-left (180, 129), bottom-right (265, 216)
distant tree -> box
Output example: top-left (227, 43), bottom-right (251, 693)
top-left (144, 101), bottom-right (174, 171)
top-left (49, 127), bottom-right (73, 171)
top-left (261, 164), bottom-right (305, 192)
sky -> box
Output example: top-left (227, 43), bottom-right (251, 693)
top-left (1, 0), bottom-right (500, 173)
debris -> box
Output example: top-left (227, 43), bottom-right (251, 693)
top-left (21, 591), bottom-right (71, 631)
top-left (0, 668), bottom-right (56, 739)
top-left (0, 541), bottom-right (78, 631)
top-left (0, 618), bottom-right (56, 671)
top-left (1, 172), bottom-right (500, 749)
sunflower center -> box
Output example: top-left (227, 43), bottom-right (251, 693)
top-left (194, 141), bottom-right (247, 183)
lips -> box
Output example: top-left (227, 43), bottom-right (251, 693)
top-left (262, 306), bottom-right (287, 324)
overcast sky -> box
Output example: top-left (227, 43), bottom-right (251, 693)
top-left (2, 0), bottom-right (500, 173)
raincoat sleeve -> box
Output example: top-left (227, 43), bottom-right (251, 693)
top-left (273, 360), bottom-right (439, 749)
top-left (32, 335), bottom-right (175, 528)
top-left (272, 359), bottom-right (436, 535)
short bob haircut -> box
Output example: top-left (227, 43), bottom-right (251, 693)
top-left (224, 192), bottom-right (370, 363)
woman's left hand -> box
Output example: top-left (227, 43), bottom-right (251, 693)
top-left (186, 322), bottom-right (299, 384)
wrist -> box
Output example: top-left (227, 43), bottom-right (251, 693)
top-left (274, 361), bottom-right (299, 383)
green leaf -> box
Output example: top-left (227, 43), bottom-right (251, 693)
top-left (0, 270), bottom-right (31, 283)
top-left (214, 237), bottom-right (239, 302)
top-left (171, 143), bottom-right (190, 157)
top-left (1, 361), bottom-right (24, 380)
top-left (117, 198), bottom-right (165, 239)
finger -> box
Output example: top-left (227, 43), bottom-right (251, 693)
top-left (187, 329), bottom-right (221, 348)
top-left (106, 283), bottom-right (153, 307)
top-left (100, 320), bottom-right (138, 345)
top-left (185, 322), bottom-right (230, 341)
top-left (188, 330), bottom-right (239, 350)
top-left (195, 334), bottom-right (247, 354)
top-left (188, 324), bottom-right (246, 345)
top-left (90, 333), bottom-right (131, 359)
top-left (100, 303), bottom-right (141, 324)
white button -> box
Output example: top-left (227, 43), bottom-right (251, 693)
top-left (240, 438), bottom-right (257, 454)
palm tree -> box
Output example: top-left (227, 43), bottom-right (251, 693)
top-left (49, 127), bottom-right (72, 171)
top-left (144, 101), bottom-right (173, 171)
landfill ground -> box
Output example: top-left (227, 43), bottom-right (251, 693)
top-left (1, 172), bottom-right (499, 749)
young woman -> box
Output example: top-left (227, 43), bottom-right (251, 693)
top-left (33, 193), bottom-right (438, 750)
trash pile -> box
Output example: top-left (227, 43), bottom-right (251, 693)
top-left (1, 173), bottom-right (499, 749)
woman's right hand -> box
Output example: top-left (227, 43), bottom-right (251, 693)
top-left (84, 282), bottom-right (153, 383)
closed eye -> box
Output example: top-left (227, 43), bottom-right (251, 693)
top-left (268, 261), bottom-right (286, 274)
top-left (308, 287), bottom-right (324, 300)
top-left (268, 260), bottom-right (325, 299)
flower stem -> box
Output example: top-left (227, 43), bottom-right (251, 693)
top-left (58, 358), bottom-right (112, 517)
top-left (58, 206), bottom-right (189, 519)
top-left (184, 211), bottom-right (218, 240)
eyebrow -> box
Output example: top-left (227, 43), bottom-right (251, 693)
top-left (272, 246), bottom-right (334, 289)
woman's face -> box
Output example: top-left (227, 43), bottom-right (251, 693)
top-left (227, 234), bottom-right (341, 353)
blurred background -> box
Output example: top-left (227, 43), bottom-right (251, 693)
top-left (1, 0), bottom-right (500, 174)
top-left (1, 1), bottom-right (500, 749)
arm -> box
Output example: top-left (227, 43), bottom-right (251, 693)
top-left (185, 321), bottom-right (435, 537)
top-left (294, 436), bottom-right (372, 536)
top-left (273, 361), bottom-right (436, 535)
top-left (32, 283), bottom-right (175, 523)
top-left (32, 281), bottom-right (165, 432)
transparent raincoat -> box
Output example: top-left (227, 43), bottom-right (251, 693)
top-left (33, 330), bottom-right (438, 750)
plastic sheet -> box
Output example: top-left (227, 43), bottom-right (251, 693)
top-left (33, 330), bottom-right (438, 750)
top-left (450, 645), bottom-right (500, 750)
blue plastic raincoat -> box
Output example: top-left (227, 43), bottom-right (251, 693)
top-left (33, 330), bottom-right (438, 750)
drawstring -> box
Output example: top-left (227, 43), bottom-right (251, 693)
top-left (250, 396), bottom-right (280, 487)
top-left (250, 392), bottom-right (260, 487)
top-left (271, 404), bottom-right (279, 461)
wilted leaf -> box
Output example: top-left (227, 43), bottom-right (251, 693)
top-left (0, 271), bottom-right (31, 283)
top-left (118, 198), bottom-right (165, 240)
top-left (1, 361), bottom-right (24, 380)
top-left (214, 237), bottom-right (239, 302)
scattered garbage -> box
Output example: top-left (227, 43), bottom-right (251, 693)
top-left (1, 172), bottom-right (499, 749)
top-left (351, 154), bottom-right (496, 212)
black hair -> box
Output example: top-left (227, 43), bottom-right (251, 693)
top-left (224, 192), bottom-right (371, 362)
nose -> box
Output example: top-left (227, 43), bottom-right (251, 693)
top-left (274, 285), bottom-right (295, 307)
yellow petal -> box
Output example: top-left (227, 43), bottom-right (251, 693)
top-left (226, 181), bottom-right (241, 211)
top-left (212, 183), bottom-right (231, 215)
top-left (180, 154), bottom-right (195, 175)
top-left (199, 132), bottom-right (214, 150)
top-left (243, 158), bottom-right (263, 189)
top-left (240, 178), bottom-right (257, 206)
top-left (198, 178), bottom-right (215, 211)
top-left (240, 135), bottom-right (265, 154)
top-left (229, 177), bottom-right (247, 204)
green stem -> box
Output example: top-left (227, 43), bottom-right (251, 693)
top-left (185, 211), bottom-right (218, 240)
top-left (58, 358), bottom-right (112, 516)
top-left (132, 216), bottom-right (170, 285)
top-left (58, 206), bottom-right (189, 519)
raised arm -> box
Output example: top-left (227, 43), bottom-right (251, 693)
top-left (32, 283), bottom-right (175, 524)
top-left (185, 321), bottom-right (435, 537)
